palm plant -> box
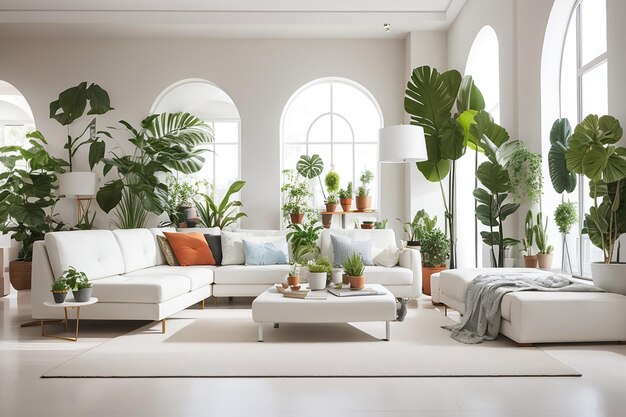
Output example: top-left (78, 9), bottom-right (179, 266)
top-left (96, 112), bottom-right (213, 216)
top-left (195, 180), bottom-right (246, 229)
top-left (112, 184), bottom-right (149, 229)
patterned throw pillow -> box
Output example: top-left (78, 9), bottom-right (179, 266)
top-left (157, 235), bottom-right (179, 266)
top-left (330, 234), bottom-right (373, 267)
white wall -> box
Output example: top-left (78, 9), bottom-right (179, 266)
top-left (0, 38), bottom-right (408, 230)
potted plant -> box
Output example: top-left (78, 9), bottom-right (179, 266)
top-left (554, 201), bottom-right (578, 273)
top-left (0, 132), bottom-right (68, 291)
top-left (398, 209), bottom-right (437, 247)
top-left (338, 182), bottom-right (353, 212)
top-left (361, 220), bottom-right (375, 229)
top-left (534, 212), bottom-right (554, 269)
top-left (343, 252), bottom-right (365, 290)
top-left (420, 228), bottom-right (450, 295)
top-left (51, 278), bottom-right (70, 304)
top-left (507, 146), bottom-right (543, 204)
top-left (565, 114), bottom-right (626, 293)
top-left (324, 171), bottom-right (340, 212)
top-left (281, 169), bottom-right (314, 225)
top-left (522, 210), bottom-right (537, 268)
top-left (374, 219), bottom-right (388, 229)
top-left (286, 222), bottom-right (323, 263)
top-left (356, 169), bottom-right (374, 211)
top-left (195, 180), bottom-right (247, 229)
top-left (165, 176), bottom-right (204, 227)
top-left (287, 263), bottom-right (300, 287)
top-left (62, 266), bottom-right (93, 302)
top-left (307, 256), bottom-right (332, 290)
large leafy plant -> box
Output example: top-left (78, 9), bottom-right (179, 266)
top-left (281, 169), bottom-right (316, 224)
top-left (286, 222), bottom-right (323, 263)
top-left (195, 180), bottom-right (246, 229)
top-left (548, 118), bottom-right (577, 194)
top-left (565, 114), bottom-right (626, 263)
top-left (0, 132), bottom-right (68, 260)
top-left (420, 228), bottom-right (450, 267)
top-left (397, 209), bottom-right (437, 243)
top-left (96, 112), bottom-right (213, 216)
top-left (404, 66), bottom-right (485, 268)
top-left (296, 154), bottom-right (326, 201)
top-left (49, 82), bottom-right (113, 171)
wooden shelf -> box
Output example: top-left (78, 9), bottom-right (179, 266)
top-left (320, 210), bottom-right (378, 215)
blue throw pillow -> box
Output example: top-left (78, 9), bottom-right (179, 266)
top-left (242, 239), bottom-right (288, 265)
top-left (330, 234), bottom-right (373, 267)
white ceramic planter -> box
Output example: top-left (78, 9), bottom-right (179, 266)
top-left (591, 262), bottom-right (626, 295)
top-left (331, 268), bottom-right (343, 284)
top-left (307, 272), bottom-right (327, 290)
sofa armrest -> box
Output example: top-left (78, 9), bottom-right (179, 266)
top-left (399, 248), bottom-right (422, 298)
top-left (31, 241), bottom-right (56, 319)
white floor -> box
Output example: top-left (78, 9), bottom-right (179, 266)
top-left (1, 292), bottom-right (626, 417)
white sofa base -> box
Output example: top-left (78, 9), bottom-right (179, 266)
top-left (431, 268), bottom-right (626, 344)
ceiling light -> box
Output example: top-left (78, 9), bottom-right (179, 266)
top-left (383, 23), bottom-right (390, 33)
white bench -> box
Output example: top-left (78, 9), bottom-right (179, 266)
top-left (431, 268), bottom-right (626, 345)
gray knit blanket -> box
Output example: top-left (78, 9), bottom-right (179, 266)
top-left (443, 273), bottom-right (604, 344)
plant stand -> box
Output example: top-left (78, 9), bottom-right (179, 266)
top-left (40, 297), bottom-right (98, 341)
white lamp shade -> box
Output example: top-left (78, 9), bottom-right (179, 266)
top-left (378, 125), bottom-right (427, 163)
top-left (58, 172), bottom-right (98, 197)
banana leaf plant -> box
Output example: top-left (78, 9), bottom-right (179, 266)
top-left (404, 66), bottom-right (485, 268)
top-left (470, 111), bottom-right (521, 267)
top-left (195, 180), bottom-right (247, 229)
top-left (96, 112), bottom-right (213, 216)
top-left (49, 82), bottom-right (114, 171)
top-left (0, 132), bottom-right (68, 260)
top-left (548, 118), bottom-right (577, 194)
top-left (565, 114), bottom-right (626, 263)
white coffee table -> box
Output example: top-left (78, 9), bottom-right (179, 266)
top-left (252, 284), bottom-right (396, 342)
top-left (42, 297), bottom-right (98, 341)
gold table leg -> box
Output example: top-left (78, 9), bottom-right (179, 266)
top-left (41, 307), bottom-right (81, 342)
top-left (161, 319), bottom-right (166, 334)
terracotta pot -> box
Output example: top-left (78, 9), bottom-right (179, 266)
top-left (287, 275), bottom-right (300, 286)
top-left (523, 255), bottom-right (538, 268)
top-left (356, 196), bottom-right (371, 211)
top-left (321, 213), bottom-right (333, 229)
top-left (325, 203), bottom-right (337, 212)
top-left (348, 275), bottom-right (365, 290)
top-left (340, 198), bottom-right (353, 212)
top-left (361, 223), bottom-right (374, 229)
top-left (290, 212), bottom-right (304, 224)
top-left (9, 260), bottom-right (32, 291)
top-left (421, 265), bottom-right (447, 296)
top-left (537, 253), bottom-right (553, 269)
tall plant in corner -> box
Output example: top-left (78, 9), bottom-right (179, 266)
top-left (96, 112), bottom-right (213, 224)
top-left (404, 66), bottom-right (486, 268)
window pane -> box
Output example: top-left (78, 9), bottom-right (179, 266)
top-left (332, 144), bottom-right (354, 191)
top-left (307, 144), bottom-right (332, 208)
top-left (213, 121), bottom-right (238, 143)
top-left (581, 0), bottom-right (607, 65)
top-left (354, 144), bottom-right (378, 207)
top-left (213, 144), bottom-right (239, 200)
top-left (283, 83), bottom-right (331, 142)
top-left (308, 114), bottom-right (331, 143)
top-left (581, 61), bottom-right (608, 116)
top-left (333, 115), bottom-right (353, 143)
top-left (196, 144), bottom-right (215, 186)
top-left (332, 82), bottom-right (379, 143)
top-left (560, 13), bottom-right (578, 124)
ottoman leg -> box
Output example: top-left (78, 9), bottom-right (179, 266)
top-left (258, 323), bottom-right (264, 342)
top-left (385, 321), bottom-right (390, 341)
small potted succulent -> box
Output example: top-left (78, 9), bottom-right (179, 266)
top-left (356, 169), bottom-right (374, 211)
top-left (374, 219), bottom-right (388, 229)
top-left (287, 263), bottom-right (300, 287)
top-left (343, 252), bottom-right (365, 290)
top-left (522, 210), bottom-right (537, 268)
top-left (534, 212), bottom-right (554, 269)
top-left (338, 182), bottom-right (353, 212)
top-left (361, 220), bottom-right (375, 229)
top-left (420, 228), bottom-right (450, 295)
top-left (50, 278), bottom-right (70, 304)
top-left (306, 256), bottom-right (333, 290)
top-left (62, 266), bottom-right (93, 302)
top-left (324, 171), bottom-right (340, 212)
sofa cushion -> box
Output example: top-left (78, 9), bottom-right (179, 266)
top-left (45, 230), bottom-right (125, 281)
top-left (157, 236), bottom-right (180, 266)
top-left (330, 234), bottom-right (373, 266)
top-left (320, 229), bottom-right (395, 264)
top-left (373, 245), bottom-right (401, 267)
top-left (204, 235), bottom-right (223, 265)
top-left (91, 274), bottom-right (190, 303)
top-left (113, 229), bottom-right (158, 273)
top-left (214, 265), bottom-right (291, 285)
top-left (149, 227), bottom-right (176, 265)
top-left (242, 239), bottom-right (289, 265)
top-left (125, 265), bottom-right (214, 290)
top-left (164, 232), bottom-right (215, 266)
top-left (220, 231), bottom-right (250, 265)
top-left (363, 266), bottom-right (413, 285)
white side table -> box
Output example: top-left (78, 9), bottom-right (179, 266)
top-left (42, 297), bottom-right (98, 341)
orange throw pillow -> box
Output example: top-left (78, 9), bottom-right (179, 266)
top-left (163, 232), bottom-right (216, 266)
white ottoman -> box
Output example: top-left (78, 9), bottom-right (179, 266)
top-left (431, 268), bottom-right (626, 345)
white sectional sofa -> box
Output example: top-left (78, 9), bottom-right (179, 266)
top-left (431, 268), bottom-right (626, 345)
top-left (31, 227), bottom-right (422, 323)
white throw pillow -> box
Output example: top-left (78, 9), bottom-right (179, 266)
top-left (373, 245), bottom-right (401, 268)
top-left (220, 231), bottom-right (250, 265)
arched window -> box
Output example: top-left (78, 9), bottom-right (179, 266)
top-left (0, 80), bottom-right (35, 166)
top-left (557, 0), bottom-right (608, 276)
top-left (281, 78), bottom-right (383, 216)
top-left (457, 26), bottom-right (500, 268)
top-left (151, 79), bottom-right (240, 200)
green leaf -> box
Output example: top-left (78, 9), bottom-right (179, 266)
top-left (296, 154), bottom-right (324, 179)
top-left (476, 203), bottom-right (498, 227)
top-left (88, 140), bottom-right (106, 170)
top-left (476, 161), bottom-right (510, 194)
top-left (480, 231), bottom-right (500, 246)
top-left (456, 109), bottom-right (479, 150)
top-left (49, 82), bottom-right (88, 126)
top-left (598, 115), bottom-right (623, 145)
top-left (456, 75), bottom-right (485, 113)
top-left (85, 83), bottom-right (113, 115)
top-left (8, 205), bottom-right (46, 227)
top-left (472, 188), bottom-right (492, 205)
top-left (499, 203), bottom-right (520, 221)
top-left (439, 119), bottom-right (466, 160)
top-left (416, 159), bottom-right (450, 182)
top-left (548, 118), bottom-right (577, 194)
top-left (96, 180), bottom-right (124, 213)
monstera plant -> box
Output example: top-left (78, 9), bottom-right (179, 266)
top-left (548, 118), bottom-right (577, 194)
top-left (96, 112), bottom-right (214, 218)
top-left (404, 66), bottom-right (485, 268)
top-left (296, 154), bottom-right (327, 202)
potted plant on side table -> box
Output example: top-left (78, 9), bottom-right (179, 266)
top-left (420, 227), bottom-right (450, 296)
top-left (324, 171), bottom-right (340, 212)
top-left (343, 252), bottom-right (365, 290)
top-left (356, 169), bottom-right (374, 211)
top-left (51, 278), bottom-right (70, 304)
top-left (339, 182), bottom-right (353, 212)
top-left (62, 267), bottom-right (93, 302)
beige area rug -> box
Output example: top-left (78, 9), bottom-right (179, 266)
top-left (43, 307), bottom-right (579, 378)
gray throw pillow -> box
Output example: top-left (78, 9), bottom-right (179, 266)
top-left (204, 234), bottom-right (223, 266)
top-left (330, 234), bottom-right (373, 267)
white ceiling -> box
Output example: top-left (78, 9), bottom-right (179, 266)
top-left (0, 0), bottom-right (467, 39)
